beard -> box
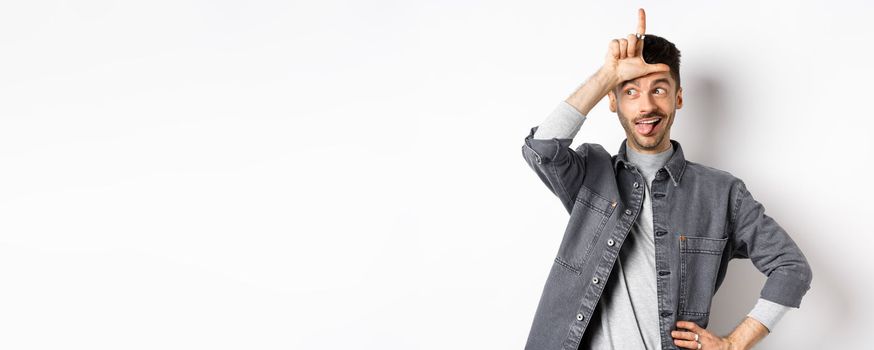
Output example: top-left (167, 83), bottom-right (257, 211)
top-left (617, 107), bottom-right (673, 152)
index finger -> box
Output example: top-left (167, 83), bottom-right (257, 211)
top-left (675, 321), bottom-right (699, 331)
top-left (637, 8), bottom-right (646, 35)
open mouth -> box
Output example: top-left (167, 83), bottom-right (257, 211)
top-left (634, 117), bottom-right (662, 136)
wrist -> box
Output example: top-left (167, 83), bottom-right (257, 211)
top-left (596, 66), bottom-right (621, 89)
top-left (564, 66), bottom-right (621, 115)
top-left (725, 335), bottom-right (747, 350)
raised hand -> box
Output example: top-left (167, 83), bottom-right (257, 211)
top-left (603, 8), bottom-right (670, 84)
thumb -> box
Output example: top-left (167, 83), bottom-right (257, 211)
top-left (645, 63), bottom-right (670, 75)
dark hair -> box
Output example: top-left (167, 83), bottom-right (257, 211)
top-left (642, 34), bottom-right (681, 90)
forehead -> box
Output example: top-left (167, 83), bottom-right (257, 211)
top-left (620, 71), bottom-right (675, 89)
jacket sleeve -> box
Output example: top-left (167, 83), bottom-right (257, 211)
top-left (729, 180), bottom-right (813, 308)
top-left (520, 125), bottom-right (589, 214)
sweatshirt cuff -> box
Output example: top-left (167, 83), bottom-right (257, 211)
top-left (746, 297), bottom-right (795, 332)
top-left (532, 101), bottom-right (586, 140)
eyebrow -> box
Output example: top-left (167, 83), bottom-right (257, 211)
top-left (620, 78), bottom-right (673, 89)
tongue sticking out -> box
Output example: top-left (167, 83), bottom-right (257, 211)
top-left (635, 121), bottom-right (656, 136)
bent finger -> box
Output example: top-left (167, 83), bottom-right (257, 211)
top-left (676, 321), bottom-right (701, 332)
top-left (673, 339), bottom-right (699, 349)
top-left (626, 34), bottom-right (638, 57)
top-left (618, 39), bottom-right (628, 59)
top-left (609, 39), bottom-right (620, 59)
top-left (671, 330), bottom-right (697, 341)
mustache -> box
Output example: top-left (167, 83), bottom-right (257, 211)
top-left (634, 112), bottom-right (666, 122)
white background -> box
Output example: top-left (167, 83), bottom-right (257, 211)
top-left (0, 1), bottom-right (871, 349)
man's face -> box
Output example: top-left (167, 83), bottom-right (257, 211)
top-left (608, 71), bottom-right (683, 154)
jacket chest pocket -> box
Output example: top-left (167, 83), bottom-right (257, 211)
top-left (678, 235), bottom-right (728, 320)
top-left (555, 185), bottom-right (616, 272)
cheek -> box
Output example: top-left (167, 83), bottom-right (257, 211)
top-left (656, 99), bottom-right (675, 113)
top-left (617, 100), bottom-right (634, 113)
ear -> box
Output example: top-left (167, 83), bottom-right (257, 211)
top-left (608, 90), bottom-right (617, 112)
top-left (676, 86), bottom-right (684, 109)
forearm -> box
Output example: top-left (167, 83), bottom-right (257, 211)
top-left (726, 316), bottom-right (769, 350)
top-left (564, 66), bottom-right (620, 116)
top-left (533, 67), bottom-right (619, 140)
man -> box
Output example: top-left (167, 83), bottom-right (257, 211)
top-left (520, 8), bottom-right (812, 350)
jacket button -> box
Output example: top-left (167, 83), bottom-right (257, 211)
top-left (611, 201), bottom-right (617, 208)
top-left (633, 181), bottom-right (639, 188)
top-left (624, 209), bottom-right (632, 215)
top-left (576, 313), bottom-right (584, 321)
top-left (607, 239), bottom-right (615, 246)
top-left (592, 277), bottom-right (600, 284)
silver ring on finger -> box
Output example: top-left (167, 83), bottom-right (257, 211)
top-left (694, 333), bottom-right (699, 342)
top-left (635, 33), bottom-right (646, 40)
top-left (697, 341), bottom-right (702, 350)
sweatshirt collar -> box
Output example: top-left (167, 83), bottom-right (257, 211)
top-left (613, 139), bottom-right (687, 186)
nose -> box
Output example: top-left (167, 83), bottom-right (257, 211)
top-left (638, 92), bottom-right (656, 116)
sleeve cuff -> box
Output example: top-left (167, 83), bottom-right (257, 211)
top-left (531, 101), bottom-right (587, 140)
top-left (523, 126), bottom-right (574, 165)
top-left (746, 297), bottom-right (796, 332)
top-left (759, 269), bottom-right (811, 308)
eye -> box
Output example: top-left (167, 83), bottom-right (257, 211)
top-left (625, 88), bottom-right (637, 95)
top-left (654, 87), bottom-right (666, 94)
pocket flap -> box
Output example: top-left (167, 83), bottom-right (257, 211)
top-left (680, 235), bottom-right (728, 254)
top-left (575, 185), bottom-right (614, 216)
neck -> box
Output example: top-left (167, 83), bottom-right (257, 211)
top-left (627, 137), bottom-right (672, 154)
top-left (626, 139), bottom-right (674, 177)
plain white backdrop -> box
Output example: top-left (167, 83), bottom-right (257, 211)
top-left (0, 0), bottom-right (871, 349)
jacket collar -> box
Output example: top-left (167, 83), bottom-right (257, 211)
top-left (613, 139), bottom-right (687, 186)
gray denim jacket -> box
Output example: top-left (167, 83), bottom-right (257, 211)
top-left (520, 125), bottom-right (812, 350)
